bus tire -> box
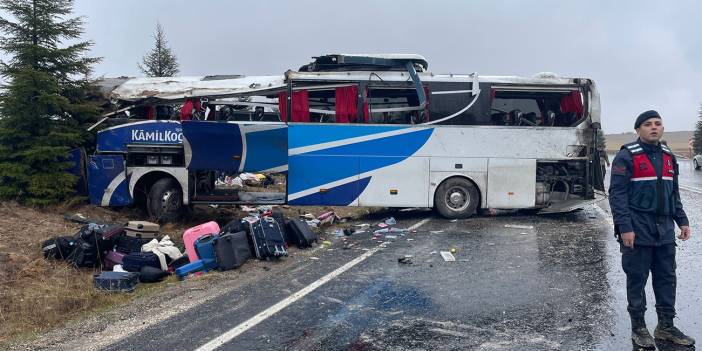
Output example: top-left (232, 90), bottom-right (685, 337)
top-left (434, 177), bottom-right (479, 219)
top-left (147, 178), bottom-right (183, 223)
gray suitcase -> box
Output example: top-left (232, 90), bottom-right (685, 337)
top-left (214, 231), bottom-right (252, 270)
top-left (124, 221), bottom-right (160, 239)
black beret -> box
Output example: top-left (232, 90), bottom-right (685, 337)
top-left (634, 110), bottom-right (661, 129)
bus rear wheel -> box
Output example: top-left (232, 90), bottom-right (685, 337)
top-left (434, 177), bottom-right (479, 219)
top-left (147, 178), bottom-right (183, 223)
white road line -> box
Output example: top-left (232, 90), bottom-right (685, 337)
top-left (679, 184), bottom-right (702, 194)
top-left (195, 217), bottom-right (431, 351)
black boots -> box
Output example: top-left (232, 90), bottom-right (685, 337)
top-left (654, 315), bottom-right (696, 346)
top-left (631, 315), bottom-right (655, 349)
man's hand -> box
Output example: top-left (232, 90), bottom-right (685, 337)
top-left (678, 226), bottom-right (691, 241)
top-left (621, 231), bottom-right (635, 247)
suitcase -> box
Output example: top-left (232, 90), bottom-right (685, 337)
top-left (115, 235), bottom-right (149, 254)
top-left (243, 216), bottom-right (287, 260)
top-left (93, 271), bottom-right (139, 293)
top-left (214, 231), bottom-right (251, 270)
top-left (270, 208), bottom-right (289, 242)
top-left (168, 255), bottom-right (190, 272)
top-left (175, 259), bottom-right (206, 280)
top-left (42, 236), bottom-right (77, 260)
top-left (286, 218), bottom-right (317, 248)
top-left (71, 239), bottom-right (99, 268)
top-left (124, 221), bottom-right (160, 239)
top-left (194, 234), bottom-right (219, 271)
top-left (94, 224), bottom-right (125, 252)
top-left (122, 252), bottom-right (161, 272)
top-left (103, 250), bottom-right (126, 270)
top-left (183, 221), bottom-right (220, 263)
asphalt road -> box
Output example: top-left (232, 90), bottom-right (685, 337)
top-left (48, 159), bottom-right (702, 351)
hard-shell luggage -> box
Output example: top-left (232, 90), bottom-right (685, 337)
top-left (286, 218), bottom-right (317, 248)
top-left (42, 236), bottom-right (77, 260)
top-left (194, 234), bottom-right (219, 271)
top-left (103, 250), bottom-right (126, 270)
top-left (175, 259), bottom-right (206, 279)
top-left (243, 216), bottom-right (287, 260)
top-left (93, 271), bottom-right (139, 293)
top-left (94, 224), bottom-right (125, 251)
top-left (115, 235), bottom-right (149, 254)
top-left (122, 252), bottom-right (161, 272)
top-left (124, 221), bottom-right (160, 239)
top-left (71, 239), bottom-right (99, 268)
top-left (214, 231), bottom-right (251, 270)
top-left (183, 221), bottom-right (220, 263)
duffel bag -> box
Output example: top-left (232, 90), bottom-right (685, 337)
top-left (122, 252), bottom-right (161, 272)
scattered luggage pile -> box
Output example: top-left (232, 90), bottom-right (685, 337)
top-left (41, 208), bottom-right (318, 293)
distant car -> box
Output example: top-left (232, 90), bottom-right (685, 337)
top-left (694, 155), bottom-right (702, 170)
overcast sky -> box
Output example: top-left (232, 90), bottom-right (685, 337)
top-left (11, 0), bottom-right (702, 133)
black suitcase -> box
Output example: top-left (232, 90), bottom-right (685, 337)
top-left (214, 231), bottom-right (252, 270)
top-left (93, 271), bottom-right (139, 293)
top-left (286, 218), bottom-right (317, 248)
top-left (115, 235), bottom-right (149, 254)
top-left (42, 236), bottom-right (77, 260)
top-left (242, 217), bottom-right (287, 260)
top-left (270, 208), bottom-right (290, 243)
top-left (71, 239), bottom-right (99, 267)
top-left (122, 252), bottom-right (161, 272)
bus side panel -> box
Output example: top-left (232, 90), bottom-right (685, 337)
top-left (68, 147), bottom-right (88, 196)
top-left (87, 155), bottom-right (132, 206)
top-left (486, 158), bottom-right (536, 208)
top-left (358, 157), bottom-right (429, 207)
top-left (240, 125), bottom-right (288, 172)
top-left (182, 121), bottom-right (243, 171)
top-left (287, 155), bottom-right (360, 206)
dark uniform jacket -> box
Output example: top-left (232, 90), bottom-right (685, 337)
top-left (608, 139), bottom-right (688, 246)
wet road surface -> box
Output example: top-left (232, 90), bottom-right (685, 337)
top-left (95, 161), bottom-right (702, 351)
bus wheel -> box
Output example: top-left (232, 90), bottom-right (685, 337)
top-left (434, 177), bottom-right (479, 219)
top-left (147, 178), bottom-right (183, 223)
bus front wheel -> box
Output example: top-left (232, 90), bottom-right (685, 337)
top-left (434, 177), bottom-right (479, 219)
top-left (147, 178), bottom-right (183, 223)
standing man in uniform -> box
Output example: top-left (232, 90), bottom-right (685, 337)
top-left (609, 110), bottom-right (695, 348)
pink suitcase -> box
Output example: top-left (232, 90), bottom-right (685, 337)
top-left (183, 221), bottom-right (220, 263)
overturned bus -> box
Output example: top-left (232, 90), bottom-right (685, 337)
top-left (80, 54), bottom-right (605, 221)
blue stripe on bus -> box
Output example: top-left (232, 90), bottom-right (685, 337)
top-left (288, 125), bottom-right (407, 149)
top-left (289, 176), bottom-right (371, 205)
top-left (241, 127), bottom-right (288, 172)
top-left (302, 128), bottom-right (433, 157)
top-left (287, 128), bottom-right (432, 194)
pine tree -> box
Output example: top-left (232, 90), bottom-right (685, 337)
top-left (0, 0), bottom-right (100, 205)
top-left (138, 23), bottom-right (179, 77)
top-left (693, 104), bottom-right (702, 155)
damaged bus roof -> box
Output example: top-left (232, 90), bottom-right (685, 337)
top-left (105, 75), bottom-right (285, 102)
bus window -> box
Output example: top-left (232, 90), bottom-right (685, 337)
top-left (490, 89), bottom-right (584, 127)
top-left (367, 87), bottom-right (427, 124)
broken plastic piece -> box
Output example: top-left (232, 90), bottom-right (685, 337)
top-left (440, 251), bottom-right (456, 262)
